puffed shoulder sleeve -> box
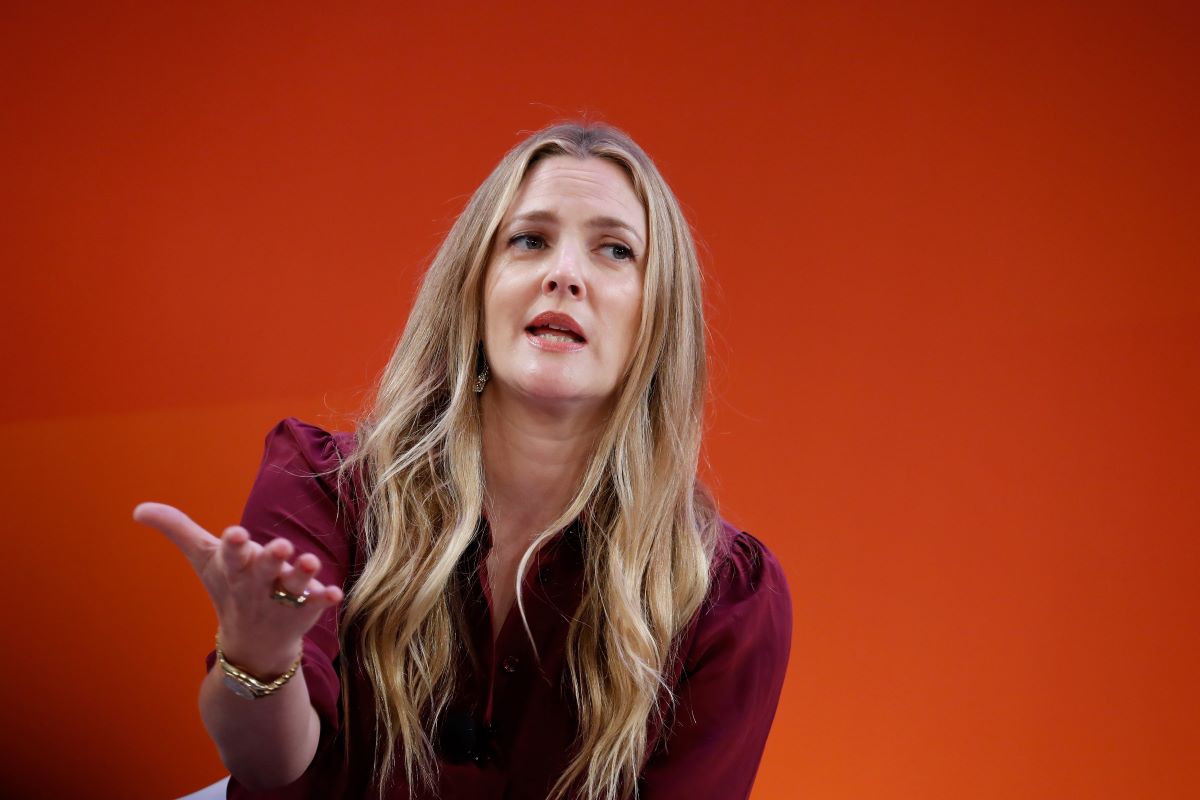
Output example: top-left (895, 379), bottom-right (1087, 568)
top-left (205, 417), bottom-right (358, 748)
top-left (638, 525), bottom-right (794, 799)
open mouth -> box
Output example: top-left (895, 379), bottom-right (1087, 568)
top-left (525, 323), bottom-right (585, 344)
top-left (524, 311), bottom-right (587, 346)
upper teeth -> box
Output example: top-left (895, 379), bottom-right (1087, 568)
top-left (547, 324), bottom-right (569, 332)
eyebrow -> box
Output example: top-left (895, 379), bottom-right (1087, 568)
top-left (506, 209), bottom-right (645, 247)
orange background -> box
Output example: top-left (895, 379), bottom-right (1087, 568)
top-left (2, 1), bottom-right (1197, 797)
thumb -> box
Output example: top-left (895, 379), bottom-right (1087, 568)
top-left (133, 501), bottom-right (220, 571)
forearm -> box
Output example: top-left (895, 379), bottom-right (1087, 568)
top-left (131, 498), bottom-right (345, 789)
top-left (199, 654), bottom-right (322, 789)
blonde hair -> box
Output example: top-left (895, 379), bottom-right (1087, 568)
top-left (337, 122), bottom-right (721, 800)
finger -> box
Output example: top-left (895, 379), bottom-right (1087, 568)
top-left (250, 536), bottom-right (293, 585)
top-left (272, 560), bottom-right (344, 614)
top-left (276, 556), bottom-right (319, 597)
top-left (296, 578), bottom-right (344, 611)
top-left (294, 551), bottom-right (321, 574)
top-left (219, 526), bottom-right (254, 573)
top-left (303, 583), bottom-right (343, 610)
top-left (133, 502), bottom-right (219, 570)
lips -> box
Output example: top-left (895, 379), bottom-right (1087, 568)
top-left (525, 311), bottom-right (586, 344)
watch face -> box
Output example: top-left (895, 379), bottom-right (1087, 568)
top-left (223, 674), bottom-right (259, 700)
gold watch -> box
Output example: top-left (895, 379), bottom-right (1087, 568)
top-left (215, 635), bottom-right (302, 700)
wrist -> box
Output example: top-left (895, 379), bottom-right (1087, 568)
top-left (214, 633), bottom-right (303, 700)
top-left (215, 631), bottom-right (304, 684)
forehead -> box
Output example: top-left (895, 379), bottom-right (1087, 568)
top-left (504, 156), bottom-right (645, 231)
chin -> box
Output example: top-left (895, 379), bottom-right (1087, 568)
top-left (521, 378), bottom-right (588, 403)
top-left (511, 371), bottom-right (600, 406)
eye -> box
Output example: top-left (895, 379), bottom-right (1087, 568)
top-left (602, 243), bottom-right (636, 262)
top-left (509, 233), bottom-right (546, 251)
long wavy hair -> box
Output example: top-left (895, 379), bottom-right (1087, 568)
top-left (336, 122), bottom-right (721, 800)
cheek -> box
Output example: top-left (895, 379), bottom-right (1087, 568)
top-left (480, 266), bottom-right (499, 328)
top-left (608, 277), bottom-right (645, 353)
top-left (482, 267), bottom-right (521, 337)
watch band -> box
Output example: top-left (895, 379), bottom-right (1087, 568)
top-left (215, 635), bottom-right (303, 700)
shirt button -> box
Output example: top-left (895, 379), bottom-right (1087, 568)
top-left (502, 656), bottom-right (520, 673)
top-left (538, 567), bottom-right (552, 582)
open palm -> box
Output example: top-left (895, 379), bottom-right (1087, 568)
top-left (133, 501), bottom-right (342, 673)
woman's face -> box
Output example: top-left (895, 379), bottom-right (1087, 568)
top-left (482, 155), bottom-right (646, 415)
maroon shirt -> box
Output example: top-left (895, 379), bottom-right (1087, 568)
top-left (214, 418), bottom-right (792, 799)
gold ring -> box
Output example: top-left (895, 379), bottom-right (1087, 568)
top-left (270, 585), bottom-right (311, 608)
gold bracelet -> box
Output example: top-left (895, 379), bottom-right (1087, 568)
top-left (214, 634), bottom-right (303, 700)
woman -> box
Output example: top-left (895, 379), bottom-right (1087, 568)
top-left (135, 122), bottom-right (792, 799)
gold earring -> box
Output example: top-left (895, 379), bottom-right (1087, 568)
top-left (474, 361), bottom-right (489, 393)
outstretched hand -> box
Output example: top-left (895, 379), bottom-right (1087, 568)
top-left (133, 501), bottom-right (343, 675)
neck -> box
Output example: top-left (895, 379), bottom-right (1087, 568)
top-left (480, 389), bottom-right (605, 556)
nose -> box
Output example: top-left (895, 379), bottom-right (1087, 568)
top-left (541, 239), bottom-right (586, 299)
